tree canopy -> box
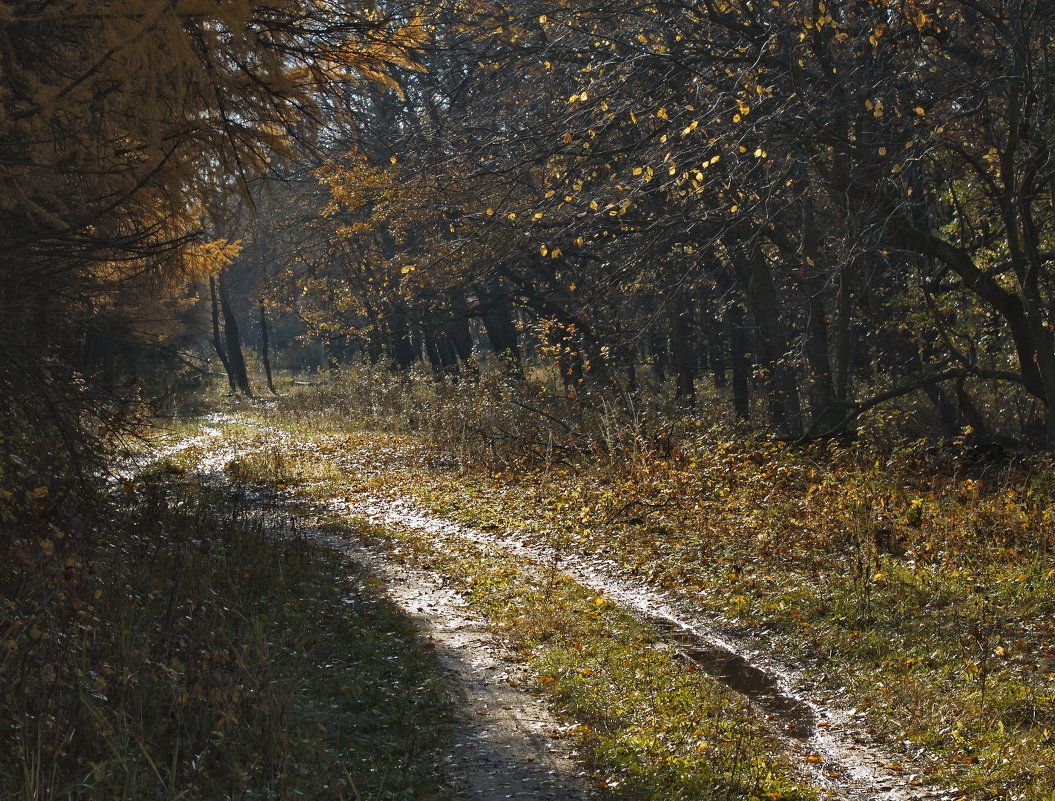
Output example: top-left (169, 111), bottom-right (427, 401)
top-left (6, 0), bottom-right (1055, 489)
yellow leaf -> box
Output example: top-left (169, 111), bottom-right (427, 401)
top-left (589, 201), bottom-right (599, 210)
top-left (486, 208), bottom-right (494, 215)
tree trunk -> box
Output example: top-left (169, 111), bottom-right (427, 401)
top-left (725, 301), bottom-right (752, 421)
top-left (477, 282), bottom-right (522, 375)
top-left (218, 276), bottom-right (251, 396)
top-left (259, 302), bottom-right (276, 395)
top-left (699, 287), bottom-right (727, 388)
top-left (834, 263), bottom-right (853, 403)
top-left (730, 235), bottom-right (803, 437)
top-left (445, 291), bottom-right (475, 365)
top-left (386, 304), bottom-right (416, 370)
top-left (210, 276), bottom-right (237, 392)
top-left (670, 294), bottom-right (697, 404)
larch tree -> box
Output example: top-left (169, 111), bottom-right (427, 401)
top-left (0, 0), bottom-right (424, 501)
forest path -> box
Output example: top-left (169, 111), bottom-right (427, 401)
top-left (153, 411), bottom-right (966, 801)
top-left (321, 534), bottom-right (591, 800)
top-left (152, 416), bottom-right (591, 801)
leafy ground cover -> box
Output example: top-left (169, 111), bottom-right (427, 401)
top-left (160, 413), bottom-right (814, 800)
top-left (328, 517), bottom-right (813, 801)
top-left (0, 471), bottom-right (453, 801)
top-left (188, 369), bottom-right (1055, 800)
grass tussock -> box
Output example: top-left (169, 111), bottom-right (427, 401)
top-left (0, 472), bottom-right (452, 801)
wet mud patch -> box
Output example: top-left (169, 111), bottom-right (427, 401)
top-left (648, 618), bottom-right (817, 739)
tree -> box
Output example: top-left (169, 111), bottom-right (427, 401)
top-left (0, 0), bottom-right (424, 502)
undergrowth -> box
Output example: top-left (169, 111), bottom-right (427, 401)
top-left (0, 472), bottom-right (452, 801)
top-left (214, 366), bottom-right (1055, 800)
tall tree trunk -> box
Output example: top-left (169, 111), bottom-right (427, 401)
top-left (445, 291), bottom-right (475, 366)
top-left (730, 235), bottom-right (803, 437)
top-left (711, 255), bottom-right (751, 420)
top-left (218, 276), bottom-right (251, 396)
top-left (670, 294), bottom-right (697, 404)
top-left (725, 301), bottom-right (752, 421)
top-left (210, 276), bottom-right (236, 392)
top-left (386, 304), bottom-right (416, 370)
top-left (799, 202), bottom-right (843, 436)
top-left (698, 287), bottom-right (727, 388)
top-left (834, 263), bottom-right (853, 403)
top-left (259, 301), bottom-right (276, 395)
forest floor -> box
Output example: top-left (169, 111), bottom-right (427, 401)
top-left (136, 387), bottom-right (1049, 801)
top-left (146, 413), bottom-right (592, 801)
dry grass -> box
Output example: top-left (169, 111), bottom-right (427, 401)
top-left (0, 472), bottom-right (453, 801)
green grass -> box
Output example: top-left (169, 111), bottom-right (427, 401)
top-left (321, 517), bottom-right (814, 801)
top-left (0, 473), bottom-right (453, 801)
top-left (185, 419), bottom-right (814, 801)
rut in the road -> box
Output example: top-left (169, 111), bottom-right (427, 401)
top-left (330, 492), bottom-right (962, 801)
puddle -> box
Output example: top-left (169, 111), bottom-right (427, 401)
top-left (648, 618), bottom-right (816, 738)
